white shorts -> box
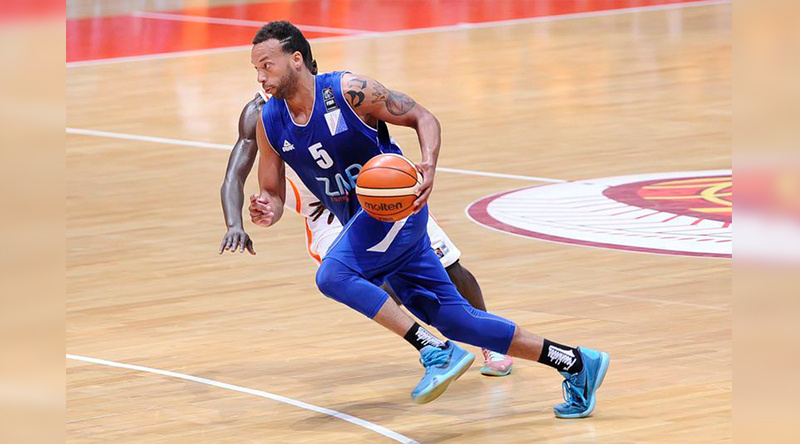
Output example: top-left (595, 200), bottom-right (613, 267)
top-left (305, 210), bottom-right (462, 268)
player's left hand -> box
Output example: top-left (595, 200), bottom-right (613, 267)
top-left (413, 162), bottom-right (435, 213)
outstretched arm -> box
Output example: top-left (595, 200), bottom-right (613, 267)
top-left (219, 96), bottom-right (262, 254)
top-left (249, 113), bottom-right (286, 227)
top-left (341, 73), bottom-right (441, 212)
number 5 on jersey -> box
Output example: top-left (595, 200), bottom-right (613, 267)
top-left (309, 143), bottom-right (334, 169)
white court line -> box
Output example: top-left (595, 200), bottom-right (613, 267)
top-left (131, 11), bottom-right (373, 35)
top-left (67, 0), bottom-right (731, 68)
top-left (66, 127), bottom-right (564, 183)
top-left (66, 127), bottom-right (230, 150)
top-left (66, 353), bottom-right (419, 444)
top-left (435, 167), bottom-right (563, 183)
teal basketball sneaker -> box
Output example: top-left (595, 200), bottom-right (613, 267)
top-left (554, 347), bottom-right (610, 418)
top-left (411, 341), bottom-right (475, 404)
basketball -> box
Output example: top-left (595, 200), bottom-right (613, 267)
top-left (356, 153), bottom-right (423, 222)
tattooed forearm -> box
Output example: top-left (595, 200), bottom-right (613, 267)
top-left (345, 78), bottom-right (368, 108)
top-left (386, 90), bottom-right (416, 116)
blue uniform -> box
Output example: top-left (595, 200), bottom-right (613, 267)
top-left (262, 72), bottom-right (516, 353)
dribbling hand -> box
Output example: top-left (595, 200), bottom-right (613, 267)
top-left (413, 162), bottom-right (435, 213)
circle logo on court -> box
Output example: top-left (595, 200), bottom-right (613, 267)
top-left (467, 171), bottom-right (732, 258)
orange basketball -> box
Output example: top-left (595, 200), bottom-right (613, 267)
top-left (356, 154), bottom-right (423, 222)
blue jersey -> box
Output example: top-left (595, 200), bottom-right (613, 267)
top-left (261, 71), bottom-right (401, 225)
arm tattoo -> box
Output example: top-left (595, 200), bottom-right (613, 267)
top-left (369, 79), bottom-right (416, 116)
top-left (348, 78), bottom-right (367, 89)
top-left (371, 81), bottom-right (389, 104)
top-left (345, 77), bottom-right (367, 108)
top-left (386, 90), bottom-right (416, 116)
top-left (345, 90), bottom-right (365, 108)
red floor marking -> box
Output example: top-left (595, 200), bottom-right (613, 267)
top-left (180, 0), bottom-right (700, 31)
top-left (67, 0), bottom-right (706, 63)
top-left (67, 16), bottom-right (336, 62)
top-left (0, 0), bottom-right (63, 22)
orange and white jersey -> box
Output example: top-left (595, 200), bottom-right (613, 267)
top-left (283, 165), bottom-right (339, 264)
top-left (283, 164), bottom-right (318, 219)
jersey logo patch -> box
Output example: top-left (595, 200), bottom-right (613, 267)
top-left (322, 87), bottom-right (338, 112)
top-left (432, 240), bottom-right (450, 259)
top-left (324, 109), bottom-right (348, 136)
top-left (282, 140), bottom-right (295, 152)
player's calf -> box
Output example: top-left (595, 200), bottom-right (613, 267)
top-left (445, 261), bottom-right (514, 376)
top-left (430, 303), bottom-right (516, 354)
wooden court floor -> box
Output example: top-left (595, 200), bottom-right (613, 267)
top-left (67, 2), bottom-right (732, 442)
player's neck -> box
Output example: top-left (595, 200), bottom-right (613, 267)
top-left (285, 71), bottom-right (316, 124)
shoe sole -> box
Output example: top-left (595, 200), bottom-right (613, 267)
top-left (479, 365), bottom-right (513, 377)
top-left (555, 352), bottom-right (610, 419)
top-left (412, 352), bottom-right (475, 404)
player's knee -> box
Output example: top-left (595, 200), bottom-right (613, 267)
top-left (315, 259), bottom-right (345, 299)
top-left (430, 305), bottom-right (479, 339)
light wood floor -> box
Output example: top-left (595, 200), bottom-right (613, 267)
top-left (67, 3), bottom-right (731, 442)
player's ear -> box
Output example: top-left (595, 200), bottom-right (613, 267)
top-left (292, 51), bottom-right (303, 69)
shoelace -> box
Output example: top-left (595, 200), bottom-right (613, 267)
top-left (486, 351), bottom-right (507, 362)
top-left (560, 374), bottom-right (587, 406)
top-left (420, 347), bottom-right (450, 373)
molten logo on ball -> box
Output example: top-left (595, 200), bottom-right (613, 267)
top-left (356, 153), bottom-right (423, 222)
top-left (363, 201), bottom-right (404, 212)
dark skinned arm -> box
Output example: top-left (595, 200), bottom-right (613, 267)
top-left (219, 95), bottom-right (263, 254)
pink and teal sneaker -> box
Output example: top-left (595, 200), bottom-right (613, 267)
top-left (480, 349), bottom-right (513, 376)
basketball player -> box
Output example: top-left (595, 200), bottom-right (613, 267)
top-left (248, 21), bottom-right (609, 416)
top-left (219, 90), bottom-right (514, 376)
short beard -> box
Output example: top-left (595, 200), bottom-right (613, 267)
top-left (272, 65), bottom-right (298, 100)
